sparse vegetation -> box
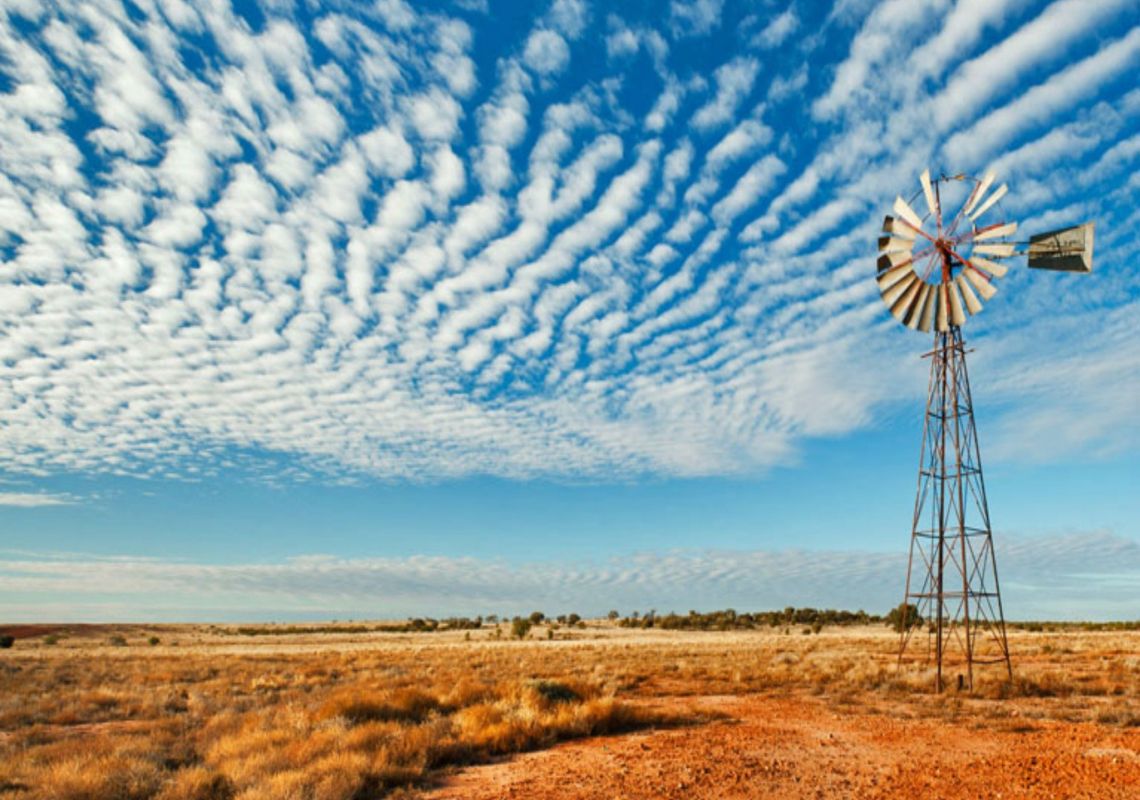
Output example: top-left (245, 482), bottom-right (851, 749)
top-left (511, 617), bottom-right (533, 639)
top-left (0, 628), bottom-right (681, 799)
top-left (622, 607), bottom-right (882, 630)
top-left (0, 621), bottom-right (1136, 799)
top-left (886, 602), bottom-right (923, 632)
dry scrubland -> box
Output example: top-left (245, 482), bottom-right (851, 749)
top-left (1, 622), bottom-right (1138, 799)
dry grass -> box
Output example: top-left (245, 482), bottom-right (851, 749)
top-left (0, 623), bottom-right (1137, 798)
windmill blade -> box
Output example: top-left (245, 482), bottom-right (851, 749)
top-left (970, 256), bottom-right (1008, 278)
top-left (919, 284), bottom-right (936, 332)
top-left (973, 221), bottom-right (1017, 241)
top-left (968, 183), bottom-right (1008, 221)
top-left (973, 242), bottom-right (1015, 258)
top-left (956, 274), bottom-right (983, 315)
top-left (882, 272), bottom-right (919, 307)
top-left (877, 251), bottom-right (913, 273)
top-left (935, 283), bottom-right (950, 332)
top-left (890, 277), bottom-right (924, 322)
top-left (893, 195), bottom-right (924, 231)
top-left (878, 235), bottom-right (915, 253)
top-left (963, 266), bottom-right (998, 300)
top-left (906, 284), bottom-right (933, 330)
top-left (882, 215), bottom-right (918, 239)
top-left (947, 281), bottom-right (967, 326)
top-left (920, 169), bottom-right (939, 218)
top-left (876, 262), bottom-right (913, 291)
top-left (962, 171), bottom-right (995, 217)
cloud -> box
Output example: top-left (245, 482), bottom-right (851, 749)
top-left (0, 0), bottom-right (1136, 492)
top-left (0, 492), bottom-right (76, 507)
top-left (943, 27), bottom-right (1140, 167)
top-left (523, 29), bottom-right (571, 76)
top-left (932, 0), bottom-right (1136, 132)
top-left (692, 57), bottom-right (759, 131)
top-left (669, 0), bottom-right (724, 38)
top-left (753, 8), bottom-right (799, 49)
top-left (1, 531), bottom-right (1135, 620)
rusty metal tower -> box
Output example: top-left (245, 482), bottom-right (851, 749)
top-left (876, 170), bottom-right (1094, 691)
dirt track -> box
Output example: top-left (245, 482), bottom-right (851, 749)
top-left (424, 693), bottom-right (1140, 799)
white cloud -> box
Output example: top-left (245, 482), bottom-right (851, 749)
top-left (669, 0), bottom-right (724, 38)
top-left (710, 154), bottom-right (786, 226)
top-left (943, 27), bottom-right (1140, 167)
top-left (753, 8), bottom-right (799, 49)
top-left (406, 88), bottom-right (463, 140)
top-left (692, 57), bottom-right (759, 130)
top-left (2, 531), bottom-right (1135, 620)
top-left (606, 25), bottom-right (640, 59)
top-left (523, 29), bottom-right (571, 76)
top-left (704, 119), bottom-right (773, 173)
top-left (811, 0), bottom-right (940, 120)
top-left (932, 0), bottom-right (1136, 132)
top-left (0, 0), bottom-right (1135, 492)
top-left (548, 0), bottom-right (590, 40)
top-left (0, 492), bottom-right (76, 508)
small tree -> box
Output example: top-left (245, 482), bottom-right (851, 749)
top-left (886, 602), bottom-right (922, 632)
top-left (607, 610), bottom-right (619, 621)
top-left (511, 617), bottom-right (532, 639)
top-left (567, 613), bottom-right (581, 625)
top-left (528, 611), bottom-right (545, 625)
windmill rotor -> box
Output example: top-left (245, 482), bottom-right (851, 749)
top-left (876, 170), bottom-right (1020, 333)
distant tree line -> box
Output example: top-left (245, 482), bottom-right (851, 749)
top-left (615, 607), bottom-right (885, 631)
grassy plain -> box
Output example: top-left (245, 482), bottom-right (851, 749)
top-left (1, 622), bottom-right (1138, 798)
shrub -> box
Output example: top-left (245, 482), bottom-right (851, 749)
top-left (511, 618), bottom-right (532, 639)
top-left (318, 688), bottom-right (441, 724)
top-left (527, 679), bottom-right (580, 705)
top-left (0, 635), bottom-right (14, 649)
top-left (528, 611), bottom-right (545, 625)
top-left (886, 603), bottom-right (923, 632)
top-left (149, 636), bottom-right (161, 646)
top-left (44, 634), bottom-right (61, 645)
top-left (108, 635), bottom-right (128, 647)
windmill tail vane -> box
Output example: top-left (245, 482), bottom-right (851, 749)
top-left (875, 168), bottom-right (1095, 692)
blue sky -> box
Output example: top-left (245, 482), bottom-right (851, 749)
top-left (1, 0), bottom-right (1138, 621)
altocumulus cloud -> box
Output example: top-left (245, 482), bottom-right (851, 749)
top-left (0, 492), bottom-right (76, 507)
top-left (0, 0), bottom-right (1138, 486)
top-left (1, 531), bottom-right (1135, 621)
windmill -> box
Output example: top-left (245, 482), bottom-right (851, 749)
top-left (877, 170), bottom-right (1094, 692)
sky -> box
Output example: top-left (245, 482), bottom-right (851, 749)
top-left (1, 0), bottom-right (1138, 622)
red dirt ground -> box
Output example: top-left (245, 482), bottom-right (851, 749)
top-left (423, 693), bottom-right (1140, 799)
top-left (0, 624), bottom-right (117, 640)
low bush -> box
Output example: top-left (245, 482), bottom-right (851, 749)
top-left (511, 618), bottom-right (532, 640)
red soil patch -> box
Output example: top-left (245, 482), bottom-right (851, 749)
top-left (424, 693), bottom-right (1140, 799)
top-left (0, 625), bottom-right (72, 640)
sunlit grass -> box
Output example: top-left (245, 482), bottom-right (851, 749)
top-left (0, 622), bottom-right (1136, 798)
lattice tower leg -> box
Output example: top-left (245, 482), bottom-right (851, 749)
top-left (897, 326), bottom-right (1013, 692)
